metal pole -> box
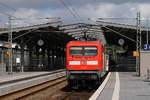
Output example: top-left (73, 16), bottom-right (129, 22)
top-left (139, 13), bottom-right (142, 50)
top-left (136, 13), bottom-right (138, 76)
top-left (8, 16), bottom-right (13, 73)
top-left (136, 12), bottom-right (139, 76)
top-left (147, 18), bottom-right (149, 44)
top-left (136, 12), bottom-right (141, 76)
top-left (139, 12), bottom-right (141, 77)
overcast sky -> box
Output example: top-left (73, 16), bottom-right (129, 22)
top-left (0, 0), bottom-right (150, 27)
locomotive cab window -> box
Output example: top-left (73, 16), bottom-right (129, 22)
top-left (70, 47), bottom-right (83, 56)
top-left (84, 47), bottom-right (97, 56)
top-left (70, 46), bottom-right (97, 56)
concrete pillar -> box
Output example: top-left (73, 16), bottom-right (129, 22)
top-left (50, 50), bottom-right (53, 69)
top-left (36, 47), bottom-right (40, 71)
top-left (42, 48), bottom-right (45, 70)
top-left (56, 46), bottom-right (61, 68)
top-left (63, 47), bottom-right (65, 66)
top-left (60, 47), bottom-right (63, 67)
top-left (56, 46), bottom-right (59, 68)
top-left (52, 48), bottom-right (55, 69)
top-left (20, 40), bottom-right (25, 72)
top-left (47, 49), bottom-right (50, 70)
top-left (0, 48), bottom-right (6, 73)
top-left (29, 47), bottom-right (33, 71)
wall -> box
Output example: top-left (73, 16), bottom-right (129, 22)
top-left (140, 51), bottom-right (150, 77)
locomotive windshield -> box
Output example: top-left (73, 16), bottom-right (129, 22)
top-left (84, 47), bottom-right (97, 56)
top-left (70, 46), bottom-right (97, 56)
top-left (70, 47), bottom-right (83, 56)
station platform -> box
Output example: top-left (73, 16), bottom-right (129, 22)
top-left (0, 72), bottom-right (49, 84)
top-left (0, 69), bottom-right (65, 96)
top-left (0, 69), bottom-right (64, 85)
top-left (90, 72), bottom-right (150, 100)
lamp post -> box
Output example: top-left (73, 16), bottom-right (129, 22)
top-left (136, 12), bottom-right (141, 76)
top-left (8, 16), bottom-right (13, 73)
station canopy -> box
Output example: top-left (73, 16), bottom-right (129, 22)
top-left (60, 21), bottom-right (150, 52)
top-left (0, 20), bottom-right (150, 51)
top-left (0, 20), bottom-right (73, 48)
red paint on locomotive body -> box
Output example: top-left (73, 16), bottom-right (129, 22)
top-left (66, 41), bottom-right (103, 71)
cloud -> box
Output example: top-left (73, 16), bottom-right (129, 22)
top-left (138, 4), bottom-right (150, 17)
top-left (68, 3), bottom-right (150, 25)
top-left (0, 0), bottom-right (60, 10)
top-left (11, 8), bottom-right (58, 26)
top-left (69, 3), bottom-right (137, 24)
top-left (1, 1), bottom-right (150, 26)
top-left (13, 8), bottom-right (39, 18)
top-left (1, 0), bottom-right (150, 11)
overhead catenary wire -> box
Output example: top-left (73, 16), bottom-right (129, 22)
top-left (58, 0), bottom-right (81, 22)
top-left (102, 25), bottom-right (136, 43)
top-left (64, 0), bottom-right (88, 39)
top-left (0, 11), bottom-right (35, 27)
top-left (66, 1), bottom-right (102, 39)
top-left (0, 2), bottom-right (61, 41)
top-left (12, 28), bottom-right (39, 40)
top-left (0, 1), bottom-right (16, 11)
top-left (58, 0), bottom-right (86, 40)
top-left (65, 0), bottom-right (83, 22)
top-left (0, 2), bottom-right (56, 27)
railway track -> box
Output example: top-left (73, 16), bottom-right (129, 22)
top-left (60, 90), bottom-right (94, 100)
top-left (57, 72), bottom-right (109, 100)
top-left (12, 78), bottom-right (94, 100)
top-left (0, 71), bottom-right (108, 100)
top-left (0, 76), bottom-right (67, 100)
top-left (44, 84), bottom-right (94, 100)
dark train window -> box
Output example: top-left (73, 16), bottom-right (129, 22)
top-left (84, 47), bottom-right (97, 56)
top-left (70, 46), bottom-right (97, 56)
top-left (70, 46), bottom-right (83, 56)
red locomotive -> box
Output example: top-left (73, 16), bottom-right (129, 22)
top-left (66, 41), bottom-right (109, 88)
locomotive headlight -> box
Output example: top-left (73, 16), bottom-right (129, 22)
top-left (69, 61), bottom-right (80, 65)
top-left (87, 61), bottom-right (98, 65)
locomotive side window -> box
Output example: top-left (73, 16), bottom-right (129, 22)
top-left (84, 47), bottom-right (97, 56)
top-left (70, 46), bottom-right (97, 56)
top-left (70, 47), bottom-right (83, 56)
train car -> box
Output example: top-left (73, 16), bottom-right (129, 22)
top-left (66, 41), bottom-right (109, 88)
